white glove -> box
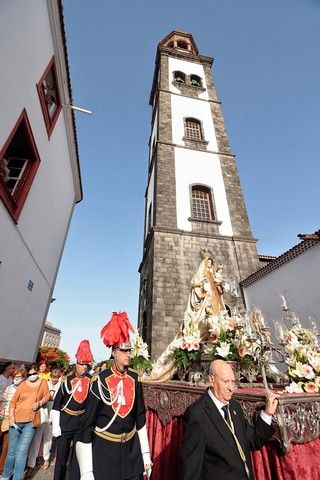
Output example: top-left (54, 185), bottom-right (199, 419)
top-left (76, 441), bottom-right (94, 480)
top-left (79, 472), bottom-right (94, 480)
top-left (142, 452), bottom-right (152, 479)
top-left (50, 409), bottom-right (61, 437)
top-left (52, 425), bottom-right (62, 437)
top-left (138, 425), bottom-right (152, 478)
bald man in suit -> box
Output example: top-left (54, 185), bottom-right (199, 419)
top-left (182, 359), bottom-right (278, 480)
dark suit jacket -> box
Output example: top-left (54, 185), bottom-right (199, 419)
top-left (181, 389), bottom-right (274, 480)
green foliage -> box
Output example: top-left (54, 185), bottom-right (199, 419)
top-left (103, 359), bottom-right (114, 368)
top-left (37, 346), bottom-right (70, 369)
top-left (130, 356), bottom-right (153, 372)
top-left (172, 348), bottom-right (201, 371)
top-left (239, 354), bottom-right (256, 370)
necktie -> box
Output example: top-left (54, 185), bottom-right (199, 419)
top-left (221, 404), bottom-right (232, 429)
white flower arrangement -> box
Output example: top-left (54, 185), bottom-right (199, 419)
top-left (130, 333), bottom-right (153, 373)
top-left (131, 333), bottom-right (150, 360)
top-left (180, 316), bottom-right (202, 352)
top-left (203, 309), bottom-right (258, 370)
top-left (278, 320), bottom-right (320, 393)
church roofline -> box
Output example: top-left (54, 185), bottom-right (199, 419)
top-left (241, 229), bottom-right (320, 287)
top-left (158, 30), bottom-right (199, 54)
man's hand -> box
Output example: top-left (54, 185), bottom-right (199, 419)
top-left (264, 391), bottom-right (279, 416)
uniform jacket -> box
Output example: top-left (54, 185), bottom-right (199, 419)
top-left (53, 373), bottom-right (91, 433)
top-left (78, 366), bottom-right (146, 480)
top-left (181, 389), bottom-right (274, 480)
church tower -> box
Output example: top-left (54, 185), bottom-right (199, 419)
top-left (138, 31), bottom-right (261, 359)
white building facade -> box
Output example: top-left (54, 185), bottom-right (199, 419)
top-left (41, 321), bottom-right (61, 348)
top-left (0, 0), bottom-right (82, 363)
top-left (242, 233), bottom-right (320, 335)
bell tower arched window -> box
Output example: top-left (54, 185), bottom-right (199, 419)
top-left (173, 71), bottom-right (186, 83)
top-left (191, 186), bottom-right (214, 221)
top-left (177, 40), bottom-right (188, 50)
top-left (185, 118), bottom-right (202, 141)
top-left (190, 74), bottom-right (202, 87)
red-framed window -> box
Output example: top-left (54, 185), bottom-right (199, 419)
top-left (192, 186), bottom-right (214, 221)
top-left (37, 57), bottom-right (62, 138)
top-left (0, 109), bottom-right (41, 222)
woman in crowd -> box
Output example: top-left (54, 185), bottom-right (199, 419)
top-left (27, 368), bottom-right (61, 471)
top-left (0, 367), bottom-right (26, 474)
top-left (1, 363), bottom-right (50, 480)
top-left (0, 363), bottom-right (15, 401)
top-left (38, 362), bottom-right (51, 380)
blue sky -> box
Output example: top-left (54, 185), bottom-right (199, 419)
top-left (49, 0), bottom-right (320, 361)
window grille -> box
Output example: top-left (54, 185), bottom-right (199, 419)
top-left (192, 187), bottom-right (213, 220)
top-left (185, 118), bottom-right (202, 140)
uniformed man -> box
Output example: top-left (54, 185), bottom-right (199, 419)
top-left (51, 340), bottom-right (93, 480)
top-left (76, 312), bottom-right (152, 480)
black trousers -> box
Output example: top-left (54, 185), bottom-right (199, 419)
top-left (53, 432), bottom-right (80, 480)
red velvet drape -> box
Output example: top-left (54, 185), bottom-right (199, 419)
top-left (146, 410), bottom-right (320, 480)
top-left (252, 439), bottom-right (320, 480)
top-left (146, 410), bottom-right (184, 480)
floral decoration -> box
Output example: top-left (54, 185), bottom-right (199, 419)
top-left (278, 320), bottom-right (320, 393)
top-left (171, 317), bottom-right (202, 372)
top-left (170, 309), bottom-right (265, 378)
top-left (130, 334), bottom-right (153, 373)
top-left (204, 310), bottom-right (257, 371)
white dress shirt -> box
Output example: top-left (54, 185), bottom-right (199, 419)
top-left (208, 388), bottom-right (272, 426)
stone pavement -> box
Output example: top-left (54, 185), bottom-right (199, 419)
top-left (27, 462), bottom-right (54, 480)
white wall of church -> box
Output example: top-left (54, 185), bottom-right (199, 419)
top-left (145, 167), bottom-right (155, 238)
top-left (0, 0), bottom-right (80, 363)
top-left (168, 58), bottom-right (209, 101)
top-left (171, 95), bottom-right (218, 151)
top-left (174, 148), bottom-right (233, 235)
top-left (243, 244), bottom-right (320, 339)
top-left (149, 109), bottom-right (158, 165)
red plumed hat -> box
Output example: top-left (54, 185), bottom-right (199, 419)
top-left (100, 311), bottom-right (135, 348)
top-left (75, 340), bottom-right (93, 364)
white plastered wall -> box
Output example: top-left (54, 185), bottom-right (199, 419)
top-left (145, 167), bottom-right (155, 238)
top-left (0, 0), bottom-right (78, 362)
top-left (174, 148), bottom-right (233, 235)
top-left (243, 245), bottom-right (320, 338)
top-left (171, 95), bottom-right (218, 151)
top-left (168, 57), bottom-right (209, 101)
top-left (149, 109), bottom-right (158, 165)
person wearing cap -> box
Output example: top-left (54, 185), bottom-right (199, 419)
top-left (51, 340), bottom-right (93, 480)
top-left (76, 311), bottom-right (152, 480)
top-left (182, 359), bottom-right (278, 480)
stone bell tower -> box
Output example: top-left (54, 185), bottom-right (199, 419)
top-left (138, 31), bottom-right (261, 359)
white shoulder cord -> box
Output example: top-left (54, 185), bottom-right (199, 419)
top-left (89, 376), bottom-right (118, 401)
top-left (94, 376), bottom-right (126, 432)
top-left (61, 379), bottom-right (81, 411)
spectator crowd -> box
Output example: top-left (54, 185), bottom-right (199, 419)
top-left (0, 359), bottom-right (101, 480)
